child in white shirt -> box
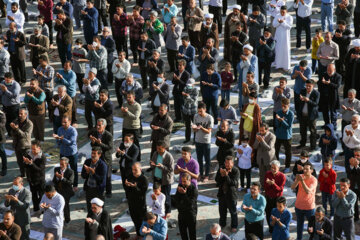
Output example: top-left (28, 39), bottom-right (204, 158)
top-left (237, 138), bottom-right (252, 191)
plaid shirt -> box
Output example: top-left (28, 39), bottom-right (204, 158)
top-left (86, 46), bottom-right (108, 70)
top-left (36, 64), bottom-right (54, 91)
top-left (127, 15), bottom-right (145, 40)
top-left (182, 86), bottom-right (199, 116)
top-left (112, 12), bottom-right (128, 38)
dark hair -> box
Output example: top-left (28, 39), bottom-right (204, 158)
top-left (279, 77), bottom-right (287, 82)
top-left (11, 2), bottom-right (18, 7)
top-left (64, 60), bottom-right (72, 66)
top-left (57, 9), bottom-right (65, 15)
top-left (306, 79), bottom-right (316, 85)
top-left (264, 27), bottom-right (271, 33)
top-left (145, 212), bottom-right (156, 220)
top-left (324, 157), bottom-right (333, 164)
top-left (124, 133), bottom-right (134, 140)
top-left (300, 150), bottom-right (309, 157)
top-left (4, 210), bottom-right (15, 216)
top-left (75, 38), bottom-right (83, 44)
top-left (39, 55), bottom-right (49, 62)
top-left (252, 5), bottom-right (260, 11)
top-left (120, 232), bottom-right (131, 239)
top-left (337, 20), bottom-right (346, 25)
top-left (182, 146), bottom-right (192, 153)
top-left (133, 5), bottom-right (141, 11)
top-left (100, 89), bottom-right (109, 96)
top-left (281, 98), bottom-right (290, 105)
top-left (86, 0), bottom-right (94, 3)
top-left (340, 178), bottom-right (350, 184)
top-left (153, 182), bottom-right (161, 190)
top-left (4, 72), bottom-right (13, 79)
top-left (299, 60), bottom-right (308, 67)
top-left (31, 140), bottom-right (41, 148)
top-left (225, 156), bottom-right (233, 162)
top-left (276, 196), bottom-right (286, 205)
top-left (241, 137), bottom-right (249, 141)
top-left (92, 146), bottom-right (102, 155)
top-left (260, 123), bottom-right (269, 130)
top-left (126, 91), bottom-right (135, 97)
top-left (116, 4), bottom-right (124, 8)
top-left (198, 101), bottom-right (206, 109)
top-left (37, 15), bottom-right (44, 19)
top-left (44, 184), bottom-right (56, 193)
top-left (156, 141), bottom-right (167, 148)
top-left (315, 28), bottom-right (322, 33)
top-left (249, 91), bottom-right (258, 99)
top-left (303, 162), bottom-right (313, 170)
top-left (181, 35), bottom-right (190, 41)
top-left (251, 182), bottom-right (261, 189)
top-left (280, 5), bottom-right (287, 10)
top-left (206, 64), bottom-right (215, 71)
top-left (30, 78), bottom-right (39, 83)
top-left (220, 99), bottom-right (229, 108)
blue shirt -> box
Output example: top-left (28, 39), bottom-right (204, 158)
top-left (271, 208), bottom-right (292, 240)
top-left (200, 72), bottom-right (221, 99)
top-left (241, 193), bottom-right (266, 222)
top-left (322, 0), bottom-right (333, 4)
top-left (56, 126), bottom-right (78, 156)
top-left (140, 216), bottom-right (168, 240)
top-left (332, 189), bottom-right (357, 218)
top-left (275, 109), bottom-right (294, 140)
top-left (154, 154), bottom-right (163, 179)
top-left (40, 192), bottom-right (65, 229)
top-left (0, 80), bottom-right (20, 106)
top-left (55, 69), bottom-right (77, 97)
top-left (161, 4), bottom-right (178, 24)
top-left (292, 65), bottom-right (312, 95)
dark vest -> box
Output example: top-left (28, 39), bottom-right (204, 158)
top-left (28, 88), bottom-right (45, 115)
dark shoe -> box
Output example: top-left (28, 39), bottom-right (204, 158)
top-left (296, 144), bottom-right (305, 149)
top-left (310, 146), bottom-right (316, 151)
top-left (0, 170), bottom-right (6, 176)
top-left (174, 119), bottom-right (182, 123)
top-left (150, 111), bottom-right (156, 115)
top-left (146, 168), bottom-right (152, 172)
top-left (339, 151), bottom-right (345, 156)
top-left (183, 139), bottom-right (190, 143)
top-left (105, 193), bottom-right (112, 198)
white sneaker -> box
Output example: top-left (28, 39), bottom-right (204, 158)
top-left (283, 168), bottom-right (291, 173)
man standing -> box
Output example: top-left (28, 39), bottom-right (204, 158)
top-left (294, 0), bottom-right (313, 51)
top-left (174, 173), bottom-right (198, 240)
top-left (0, 210), bottom-right (22, 240)
top-left (272, 77), bottom-right (291, 132)
top-left (292, 60), bottom-right (312, 118)
top-left (257, 28), bottom-right (275, 88)
top-left (144, 11), bottom-right (164, 51)
top-left (164, 16), bottom-right (182, 73)
top-left (253, 123), bottom-right (276, 187)
top-left (161, 0), bottom-right (178, 25)
top-left (264, 160), bottom-right (286, 233)
top-left (185, 0), bottom-right (204, 52)
top-left (37, 0), bottom-right (53, 45)
top-left (5, 22), bottom-right (26, 86)
top-left (112, 51), bottom-right (131, 108)
top-left (24, 79), bottom-right (46, 142)
top-left (200, 14), bottom-right (219, 50)
top-left (34, 55), bottom-right (54, 109)
top-left (54, 10), bottom-right (73, 66)
top-left (147, 50), bottom-right (164, 96)
top-left (100, 27), bottom-right (116, 85)
top-left (4, 177), bottom-right (31, 240)
top-left (87, 36), bottom-right (108, 90)
top-left (318, 63), bottom-right (341, 129)
top-left (28, 25), bottom-right (49, 69)
top-left (247, 6), bottom-right (265, 53)
top-left (150, 142), bottom-right (174, 218)
top-left (49, 85), bottom-right (72, 134)
top-left (0, 110), bottom-right (5, 177)
top-left (137, 32), bottom-right (155, 90)
top-left (215, 156), bottom-right (240, 233)
top-left (241, 182), bottom-right (266, 239)
top-left (333, 178), bottom-right (357, 240)
top-left (0, 72), bottom-right (20, 137)
top-left (177, 36), bottom-right (195, 75)
top-left (174, 146), bottom-right (200, 188)
top-left (89, 119), bottom-right (113, 198)
top-left (321, 0), bottom-right (334, 32)
top-left (126, 163), bottom-right (149, 238)
top-left (54, 116), bottom-right (78, 191)
top-left (127, 5), bottom-right (144, 66)
top-left (343, 114), bottom-right (360, 171)
top-left (84, 198), bottom-right (113, 240)
top-left (82, 68), bottom-right (101, 130)
top-left (172, 60), bottom-right (190, 122)
top-left (344, 39), bottom-right (360, 97)
top-left (40, 184), bottom-right (65, 240)
top-left (215, 120), bottom-right (235, 167)
top-left (93, 89), bottom-right (114, 135)
top-left (81, 147), bottom-right (107, 212)
top-left (307, 206), bottom-right (333, 240)
top-left (316, 32), bottom-right (339, 81)
top-left (11, 108), bottom-right (33, 177)
top-left (150, 104), bottom-right (173, 157)
top-left (291, 163), bottom-right (318, 240)
top-left (0, 40), bottom-right (10, 81)
top-left (52, 157), bottom-right (74, 225)
top-left (335, 0), bottom-right (353, 28)
top-left (81, 0), bottom-right (98, 45)
top-left (5, 3), bottom-right (24, 32)
top-left (198, 38), bottom-right (219, 74)
top-left (94, 0), bottom-right (107, 32)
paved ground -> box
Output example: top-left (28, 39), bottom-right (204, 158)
top-left (0, 0), bottom-right (358, 239)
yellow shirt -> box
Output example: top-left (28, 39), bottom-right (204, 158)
top-left (243, 104), bottom-right (255, 133)
top-left (311, 36), bottom-right (324, 60)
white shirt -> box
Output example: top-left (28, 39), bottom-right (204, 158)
top-left (5, 10), bottom-right (24, 32)
top-left (237, 144), bottom-right (252, 169)
top-left (146, 191), bottom-right (166, 217)
top-left (268, 0), bottom-right (285, 18)
top-left (293, 0), bottom-right (313, 18)
top-left (343, 125), bottom-right (360, 149)
top-left (111, 59), bottom-right (131, 79)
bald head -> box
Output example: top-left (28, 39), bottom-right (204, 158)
top-left (327, 63), bottom-right (335, 76)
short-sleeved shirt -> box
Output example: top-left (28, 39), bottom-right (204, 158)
top-left (176, 157), bottom-right (200, 188)
top-left (194, 113), bottom-right (214, 144)
top-left (295, 175), bottom-right (318, 210)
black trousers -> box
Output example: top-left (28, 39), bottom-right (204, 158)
top-left (97, 68), bottom-right (108, 91)
top-left (107, 62), bottom-right (113, 84)
top-left (120, 167), bottom-right (130, 198)
top-left (294, 93), bottom-right (301, 118)
top-left (139, 59), bottom-right (148, 89)
top-left (76, 73), bottom-right (85, 94)
top-left (71, 96), bottom-right (77, 124)
top-left (128, 202), bottom-right (146, 236)
top-left (45, 21), bottom-right (53, 44)
top-left (63, 196), bottom-right (71, 223)
top-left (258, 61), bottom-right (271, 87)
top-left (30, 183), bottom-right (44, 212)
top-left (245, 219), bottom-right (264, 240)
top-left (19, 0), bottom-right (28, 21)
top-left (173, 94), bottom-right (184, 121)
top-left (239, 167), bottom-right (251, 189)
top-left (85, 187), bottom-right (104, 212)
top-left (106, 164), bottom-right (112, 195)
top-left (300, 116), bottom-right (317, 148)
top-left (296, 16), bottom-right (311, 49)
top-left (265, 196), bottom-right (277, 233)
top-left (183, 113), bottom-right (194, 141)
top-left (115, 35), bottom-right (128, 58)
top-left (4, 104), bottom-right (19, 136)
top-left (167, 48), bottom-right (178, 72)
top-left (354, 11), bottom-right (360, 38)
top-left (209, 6), bottom-right (222, 33)
top-left (97, 8), bottom-right (108, 31)
top-left (122, 128), bottom-right (141, 161)
top-left (237, 0), bottom-right (249, 15)
top-left (85, 99), bottom-right (96, 129)
top-left (222, 0), bottom-right (227, 15)
top-left (353, 188), bottom-right (360, 221)
top-left (219, 195), bottom-right (238, 228)
top-left (178, 213), bottom-right (197, 240)
top-left (275, 138), bottom-right (292, 168)
top-left (15, 149), bottom-right (28, 177)
top-left (10, 53), bottom-right (26, 84)
top-left (130, 38), bottom-right (140, 63)
top-left (115, 78), bottom-right (126, 107)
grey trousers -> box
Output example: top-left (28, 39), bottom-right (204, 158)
top-left (29, 114), bottom-right (45, 141)
top-left (334, 215), bottom-right (355, 240)
top-left (43, 226), bottom-right (63, 240)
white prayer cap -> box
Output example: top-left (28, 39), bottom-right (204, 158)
top-left (187, 78), bottom-right (195, 85)
top-left (233, 4), bottom-right (241, 10)
top-left (353, 39), bottom-right (360, 47)
top-left (91, 197), bottom-right (104, 207)
top-left (204, 13), bottom-right (214, 19)
top-left (243, 44), bottom-right (253, 52)
top-left (89, 68), bottom-right (97, 75)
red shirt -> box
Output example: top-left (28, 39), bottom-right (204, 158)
top-left (318, 168), bottom-right (337, 194)
top-left (38, 0), bottom-right (54, 22)
top-left (220, 71), bottom-right (233, 90)
top-left (264, 171), bottom-right (286, 199)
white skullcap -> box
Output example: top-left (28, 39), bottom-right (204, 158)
top-left (233, 4), bottom-right (241, 10)
top-left (243, 44), bottom-right (253, 52)
top-left (353, 39), bottom-right (360, 47)
top-left (89, 68), bottom-right (97, 75)
top-left (187, 78), bottom-right (195, 85)
top-left (90, 197), bottom-right (104, 207)
top-left (204, 13), bottom-right (214, 19)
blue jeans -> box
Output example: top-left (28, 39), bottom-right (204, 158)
top-left (57, 41), bottom-right (72, 66)
top-left (311, 59), bottom-right (318, 73)
top-left (321, 3), bottom-right (334, 32)
top-left (203, 96), bottom-right (219, 124)
top-left (322, 192), bottom-right (334, 216)
top-left (195, 142), bottom-right (211, 176)
top-left (53, 115), bottom-right (62, 134)
top-left (97, 68), bottom-right (108, 91)
top-left (295, 207), bottom-right (315, 240)
top-left (221, 89), bottom-right (230, 102)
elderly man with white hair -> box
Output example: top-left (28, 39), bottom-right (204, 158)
top-left (85, 197), bottom-right (113, 240)
top-left (205, 223), bottom-right (231, 240)
top-left (264, 160), bottom-right (286, 234)
top-left (49, 85), bottom-right (73, 134)
top-left (343, 114), bottom-right (360, 171)
top-left (144, 11), bottom-right (164, 51)
top-left (28, 25), bottom-right (49, 68)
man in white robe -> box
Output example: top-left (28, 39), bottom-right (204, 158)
top-left (273, 5), bottom-right (293, 72)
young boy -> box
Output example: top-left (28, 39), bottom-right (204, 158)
top-left (319, 123), bottom-right (337, 164)
top-left (220, 62), bottom-right (234, 102)
top-left (318, 157), bottom-right (337, 217)
top-left (237, 138), bottom-right (252, 191)
top-left (293, 150), bottom-right (317, 178)
top-left (37, 15), bottom-right (49, 39)
top-left (72, 38), bottom-right (87, 101)
top-left (217, 99), bottom-right (239, 125)
top-left (311, 28), bottom-right (324, 73)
